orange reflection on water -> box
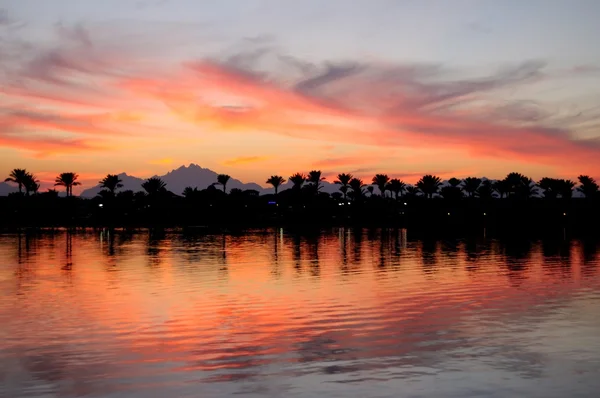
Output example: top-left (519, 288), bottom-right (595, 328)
top-left (0, 229), bottom-right (599, 397)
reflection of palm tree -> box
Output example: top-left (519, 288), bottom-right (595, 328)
top-left (578, 175), bottom-right (599, 198)
top-left (54, 172), bottom-right (81, 197)
top-left (416, 175), bottom-right (442, 199)
top-left (215, 174), bottom-right (231, 193)
top-left (388, 178), bottom-right (406, 200)
top-left (372, 174), bottom-right (390, 197)
top-left (5, 169), bottom-right (29, 194)
top-left (334, 173), bottom-right (353, 201)
top-left (266, 175), bottom-right (286, 195)
top-left (141, 177), bottom-right (167, 196)
top-left (307, 170), bottom-right (325, 194)
top-left (99, 174), bottom-right (123, 196)
top-left (463, 177), bottom-right (481, 197)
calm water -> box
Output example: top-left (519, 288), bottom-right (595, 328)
top-left (1, 229), bottom-right (600, 398)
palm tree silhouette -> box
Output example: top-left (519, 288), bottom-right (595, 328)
top-left (577, 175), bottom-right (599, 198)
top-left (463, 177), bottom-right (481, 197)
top-left (477, 180), bottom-right (494, 199)
top-left (23, 173), bottom-right (40, 196)
top-left (448, 178), bottom-right (462, 189)
top-left (306, 170), bottom-right (325, 194)
top-left (416, 175), bottom-right (442, 199)
top-left (289, 173), bottom-right (306, 191)
top-left (388, 178), bottom-right (406, 200)
top-left (405, 185), bottom-right (420, 199)
top-left (215, 174), bottom-right (231, 193)
top-left (493, 179), bottom-right (510, 198)
top-left (182, 186), bottom-right (198, 198)
top-left (5, 169), bottom-right (29, 194)
top-left (518, 177), bottom-right (539, 198)
top-left (142, 177), bottom-right (167, 196)
top-left (349, 178), bottom-right (366, 201)
top-left (334, 173), bottom-right (353, 201)
top-left (538, 177), bottom-right (559, 199)
top-left (559, 179), bottom-right (576, 199)
top-left (372, 174), bottom-right (390, 197)
top-left (504, 172), bottom-right (527, 197)
top-left (54, 172), bottom-right (81, 197)
top-left (266, 175), bottom-right (286, 195)
top-left (99, 174), bottom-right (123, 196)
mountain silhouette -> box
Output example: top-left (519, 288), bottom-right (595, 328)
top-left (80, 164), bottom-right (265, 197)
top-left (80, 173), bottom-right (146, 198)
top-left (0, 182), bottom-right (17, 196)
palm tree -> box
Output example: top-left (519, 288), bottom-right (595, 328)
top-left (372, 174), bottom-right (390, 197)
top-left (477, 180), bottom-right (495, 200)
top-left (215, 174), bottom-right (231, 193)
top-left (416, 175), bottom-right (442, 199)
top-left (448, 178), bottom-right (462, 189)
top-left (577, 175), bottom-right (599, 198)
top-left (182, 186), bottom-right (198, 198)
top-left (266, 175), bottom-right (286, 195)
top-left (558, 179), bottom-right (576, 199)
top-left (404, 185), bottom-right (420, 199)
top-left (493, 179), bottom-right (510, 198)
top-left (306, 170), bottom-right (325, 194)
top-left (444, 177), bottom-right (463, 200)
top-left (388, 178), bottom-right (406, 200)
top-left (349, 178), bottom-right (366, 201)
top-left (99, 174), bottom-right (123, 195)
top-left (463, 177), bottom-right (481, 197)
top-left (23, 173), bottom-right (40, 196)
top-left (538, 177), bottom-right (559, 199)
top-left (54, 172), bottom-right (81, 197)
top-left (504, 172), bottom-right (527, 197)
top-left (289, 173), bottom-right (306, 191)
top-left (518, 177), bottom-right (539, 198)
top-left (5, 169), bottom-right (29, 194)
top-left (334, 173), bottom-right (353, 201)
top-left (142, 177), bottom-right (167, 196)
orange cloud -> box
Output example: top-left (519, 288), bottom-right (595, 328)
top-left (222, 156), bottom-right (269, 166)
top-left (2, 25), bottom-right (599, 179)
top-left (150, 158), bottom-right (174, 165)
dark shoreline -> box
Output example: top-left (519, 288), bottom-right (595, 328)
top-left (2, 194), bottom-right (599, 238)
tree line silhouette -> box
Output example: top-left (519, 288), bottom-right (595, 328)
top-left (2, 168), bottom-right (600, 234)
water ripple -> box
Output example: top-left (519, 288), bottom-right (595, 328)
top-left (1, 229), bottom-right (599, 397)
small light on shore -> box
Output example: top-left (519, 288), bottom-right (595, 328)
top-left (447, 212), bottom-right (451, 216)
top-left (404, 202), bottom-right (408, 206)
top-left (98, 204), bottom-right (103, 208)
top-left (563, 212), bottom-right (567, 216)
top-left (483, 212), bottom-right (486, 216)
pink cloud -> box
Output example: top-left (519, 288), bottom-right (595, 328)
top-left (1, 23), bottom-right (599, 179)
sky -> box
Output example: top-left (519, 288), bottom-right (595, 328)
top-left (1, 0), bottom-right (600, 192)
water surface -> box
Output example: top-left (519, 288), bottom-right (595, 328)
top-left (1, 229), bottom-right (599, 397)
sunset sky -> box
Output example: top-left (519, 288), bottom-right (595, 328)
top-left (1, 0), bottom-right (600, 192)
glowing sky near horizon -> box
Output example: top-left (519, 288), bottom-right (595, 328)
top-left (1, 0), bottom-right (600, 192)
